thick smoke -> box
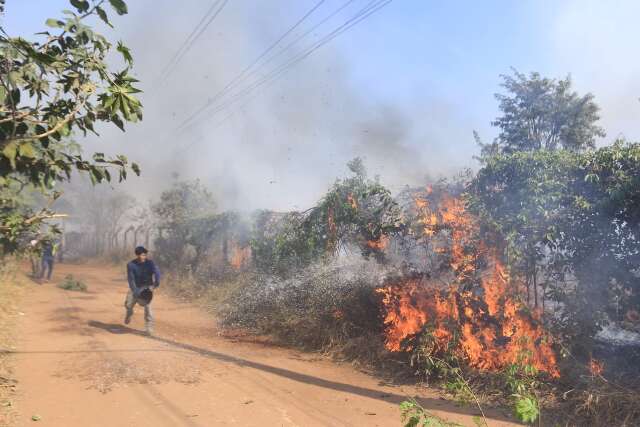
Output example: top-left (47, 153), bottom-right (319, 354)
top-left (77, 0), bottom-right (469, 211)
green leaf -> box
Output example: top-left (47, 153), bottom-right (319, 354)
top-left (70, 0), bottom-right (90, 13)
top-left (131, 162), bottom-right (141, 176)
top-left (111, 114), bottom-right (125, 131)
top-left (29, 51), bottom-right (56, 65)
top-left (45, 19), bottom-right (64, 28)
top-left (514, 395), bottom-right (539, 424)
top-left (18, 142), bottom-right (36, 159)
top-left (51, 120), bottom-right (70, 137)
top-left (116, 41), bottom-right (133, 65)
top-left (120, 95), bottom-right (132, 120)
top-left (31, 414), bottom-right (41, 421)
top-left (95, 6), bottom-right (112, 27)
top-left (2, 142), bottom-right (18, 169)
top-left (10, 88), bottom-right (20, 105)
top-left (109, 0), bottom-right (128, 15)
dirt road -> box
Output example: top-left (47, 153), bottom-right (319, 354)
top-left (5, 262), bottom-right (518, 426)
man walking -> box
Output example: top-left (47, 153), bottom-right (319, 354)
top-left (125, 246), bottom-right (161, 335)
top-left (39, 239), bottom-right (56, 282)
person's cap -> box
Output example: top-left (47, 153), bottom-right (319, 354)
top-left (134, 246), bottom-right (148, 255)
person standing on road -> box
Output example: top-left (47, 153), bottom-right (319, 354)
top-left (29, 239), bottom-right (41, 278)
top-left (39, 239), bottom-right (56, 282)
top-left (125, 246), bottom-right (161, 335)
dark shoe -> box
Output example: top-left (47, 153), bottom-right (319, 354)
top-left (124, 313), bottom-right (132, 325)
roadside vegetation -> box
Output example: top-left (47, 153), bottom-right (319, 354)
top-left (57, 274), bottom-right (87, 292)
top-left (0, 0), bottom-right (140, 256)
top-left (0, 2), bottom-right (136, 422)
top-left (0, 261), bottom-right (25, 426)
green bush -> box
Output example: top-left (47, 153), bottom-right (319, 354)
top-left (57, 274), bottom-right (87, 292)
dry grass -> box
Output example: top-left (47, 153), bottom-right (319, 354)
top-left (0, 260), bottom-right (26, 427)
top-left (163, 271), bottom-right (244, 312)
top-left (545, 378), bottom-right (640, 426)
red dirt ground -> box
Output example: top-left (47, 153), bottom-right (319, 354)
top-left (6, 262), bottom-right (519, 426)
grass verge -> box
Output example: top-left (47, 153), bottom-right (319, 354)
top-left (0, 260), bottom-right (25, 426)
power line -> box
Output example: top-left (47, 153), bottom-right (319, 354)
top-left (159, 0), bottom-right (222, 79)
top-left (234, 0), bottom-right (357, 94)
top-left (202, 0), bottom-right (327, 114)
top-left (176, 0), bottom-right (354, 135)
top-left (159, 0), bottom-right (229, 83)
top-left (176, 0), bottom-right (336, 131)
top-left (178, 0), bottom-right (390, 135)
top-left (205, 0), bottom-right (383, 118)
top-left (180, 87), bottom-right (264, 153)
top-left (179, 0), bottom-right (392, 153)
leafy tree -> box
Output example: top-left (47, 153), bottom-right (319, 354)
top-left (468, 140), bottom-right (640, 348)
top-left (152, 179), bottom-right (218, 269)
top-left (251, 159), bottom-right (403, 275)
top-left (469, 70), bottom-right (635, 350)
top-left (478, 69), bottom-right (605, 157)
top-left (0, 0), bottom-right (141, 254)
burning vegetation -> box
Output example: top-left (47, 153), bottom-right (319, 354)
top-left (377, 190), bottom-right (558, 377)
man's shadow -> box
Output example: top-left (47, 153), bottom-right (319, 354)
top-left (88, 320), bottom-right (513, 423)
top-left (88, 320), bottom-right (144, 335)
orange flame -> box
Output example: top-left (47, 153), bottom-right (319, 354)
top-left (377, 190), bottom-right (559, 377)
top-left (589, 358), bottom-right (604, 376)
top-left (347, 193), bottom-right (358, 210)
top-left (230, 245), bottom-right (251, 270)
top-left (367, 235), bottom-right (389, 251)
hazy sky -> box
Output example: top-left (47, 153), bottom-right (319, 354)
top-left (4, 1), bottom-right (640, 210)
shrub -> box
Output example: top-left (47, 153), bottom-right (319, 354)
top-left (219, 257), bottom-right (386, 354)
top-left (57, 274), bottom-right (87, 292)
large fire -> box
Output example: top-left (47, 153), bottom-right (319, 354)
top-left (377, 191), bottom-right (559, 377)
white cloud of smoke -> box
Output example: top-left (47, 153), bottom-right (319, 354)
top-left (81, 0), bottom-right (472, 211)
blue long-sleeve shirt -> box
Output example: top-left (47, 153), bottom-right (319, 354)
top-left (126, 259), bottom-right (161, 294)
top-left (42, 241), bottom-right (55, 259)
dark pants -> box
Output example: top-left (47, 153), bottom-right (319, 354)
top-left (40, 256), bottom-right (54, 280)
